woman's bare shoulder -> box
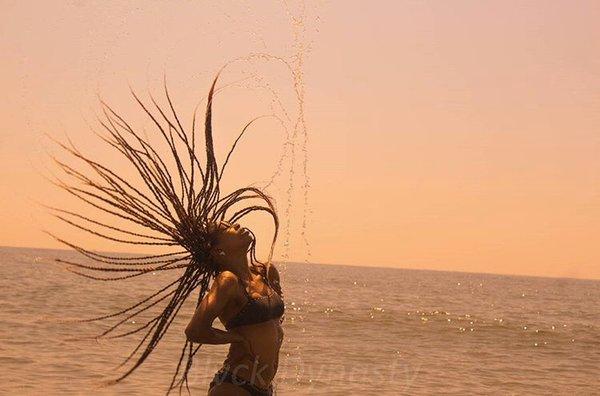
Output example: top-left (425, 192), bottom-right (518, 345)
top-left (212, 270), bottom-right (240, 294)
top-left (267, 263), bottom-right (280, 280)
top-left (266, 264), bottom-right (283, 295)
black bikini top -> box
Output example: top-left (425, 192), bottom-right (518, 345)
top-left (224, 275), bottom-right (285, 330)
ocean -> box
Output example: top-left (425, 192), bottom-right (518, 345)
top-left (1, 246), bottom-right (598, 395)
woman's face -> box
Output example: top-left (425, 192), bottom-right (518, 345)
top-left (212, 220), bottom-right (253, 255)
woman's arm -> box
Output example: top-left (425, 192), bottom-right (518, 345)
top-left (184, 271), bottom-right (244, 345)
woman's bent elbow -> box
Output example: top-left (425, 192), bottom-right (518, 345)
top-left (185, 325), bottom-right (203, 343)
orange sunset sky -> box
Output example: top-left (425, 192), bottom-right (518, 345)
top-left (1, 1), bottom-right (599, 279)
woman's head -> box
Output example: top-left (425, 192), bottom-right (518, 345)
top-left (208, 220), bottom-right (254, 268)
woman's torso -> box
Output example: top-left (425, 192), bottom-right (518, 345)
top-left (217, 269), bottom-right (285, 389)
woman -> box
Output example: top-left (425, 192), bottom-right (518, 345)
top-left (186, 220), bottom-right (285, 396)
top-left (48, 74), bottom-right (284, 393)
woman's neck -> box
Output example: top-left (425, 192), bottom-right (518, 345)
top-left (223, 253), bottom-right (252, 281)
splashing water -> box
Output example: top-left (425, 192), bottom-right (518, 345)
top-left (216, 0), bottom-right (317, 265)
top-left (213, 2), bottom-right (321, 393)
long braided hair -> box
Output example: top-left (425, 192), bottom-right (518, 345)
top-left (46, 73), bottom-right (279, 393)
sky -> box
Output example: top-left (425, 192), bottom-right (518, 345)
top-left (1, 1), bottom-right (599, 279)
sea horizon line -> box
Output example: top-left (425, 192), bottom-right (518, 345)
top-left (2, 244), bottom-right (598, 283)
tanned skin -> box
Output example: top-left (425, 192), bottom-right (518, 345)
top-left (185, 221), bottom-right (284, 395)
